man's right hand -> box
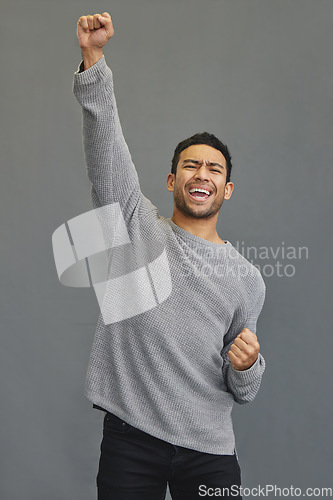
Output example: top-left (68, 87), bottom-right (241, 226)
top-left (77, 12), bottom-right (114, 70)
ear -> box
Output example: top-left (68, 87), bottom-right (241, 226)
top-left (224, 181), bottom-right (234, 200)
top-left (167, 173), bottom-right (175, 192)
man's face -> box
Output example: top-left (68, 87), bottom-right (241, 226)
top-left (167, 144), bottom-right (234, 219)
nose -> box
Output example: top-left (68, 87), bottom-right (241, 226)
top-left (194, 165), bottom-right (210, 181)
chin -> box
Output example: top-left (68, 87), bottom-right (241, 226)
top-left (183, 205), bottom-right (218, 219)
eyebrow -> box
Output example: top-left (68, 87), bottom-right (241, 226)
top-left (182, 159), bottom-right (225, 170)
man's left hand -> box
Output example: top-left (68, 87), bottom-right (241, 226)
top-left (228, 328), bottom-right (260, 371)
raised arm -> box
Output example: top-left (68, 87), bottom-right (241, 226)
top-left (73, 13), bottom-right (148, 217)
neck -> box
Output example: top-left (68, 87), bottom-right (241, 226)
top-left (171, 211), bottom-right (225, 244)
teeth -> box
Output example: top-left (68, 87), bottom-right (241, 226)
top-left (189, 188), bottom-right (210, 195)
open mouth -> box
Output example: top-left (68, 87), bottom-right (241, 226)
top-left (188, 187), bottom-right (212, 202)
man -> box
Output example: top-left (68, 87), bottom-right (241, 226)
top-left (74, 12), bottom-right (266, 500)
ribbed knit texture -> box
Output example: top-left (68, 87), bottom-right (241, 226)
top-left (73, 56), bottom-right (266, 455)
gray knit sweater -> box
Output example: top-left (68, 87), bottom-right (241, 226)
top-left (73, 56), bottom-right (266, 455)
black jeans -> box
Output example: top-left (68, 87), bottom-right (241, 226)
top-left (97, 412), bottom-right (242, 500)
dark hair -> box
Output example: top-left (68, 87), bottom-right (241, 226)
top-left (171, 132), bottom-right (232, 183)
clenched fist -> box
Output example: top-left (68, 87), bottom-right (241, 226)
top-left (77, 12), bottom-right (114, 69)
top-left (228, 328), bottom-right (260, 371)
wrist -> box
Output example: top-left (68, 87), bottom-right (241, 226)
top-left (232, 355), bottom-right (259, 372)
top-left (81, 48), bottom-right (103, 70)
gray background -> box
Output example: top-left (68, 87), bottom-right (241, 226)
top-left (1, 0), bottom-right (332, 499)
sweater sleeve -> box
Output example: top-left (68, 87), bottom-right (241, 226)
top-left (72, 56), bottom-right (150, 220)
top-left (221, 286), bottom-right (266, 405)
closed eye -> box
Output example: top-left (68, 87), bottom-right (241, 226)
top-left (182, 162), bottom-right (224, 173)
